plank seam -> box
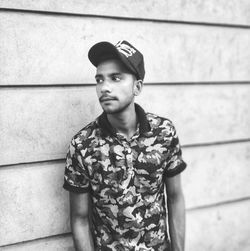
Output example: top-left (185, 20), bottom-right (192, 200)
top-left (0, 158), bottom-right (64, 169)
top-left (187, 196), bottom-right (250, 212)
top-left (1, 7), bottom-right (250, 29)
top-left (0, 232), bottom-right (72, 248)
top-left (182, 138), bottom-right (250, 148)
top-left (0, 139), bottom-right (250, 169)
top-left (0, 81), bottom-right (250, 88)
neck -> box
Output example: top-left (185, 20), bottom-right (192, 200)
top-left (107, 103), bottom-right (137, 139)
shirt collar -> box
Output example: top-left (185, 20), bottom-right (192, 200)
top-left (97, 103), bottom-right (151, 137)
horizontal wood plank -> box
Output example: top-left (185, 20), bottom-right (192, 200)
top-left (1, 85), bottom-right (250, 165)
top-left (0, 235), bottom-right (73, 251)
top-left (0, 143), bottom-right (249, 245)
top-left (138, 84), bottom-right (250, 146)
top-left (1, 12), bottom-right (250, 85)
top-left (0, 87), bottom-right (102, 166)
top-left (0, 162), bottom-right (70, 246)
top-left (186, 200), bottom-right (250, 251)
top-left (0, 0), bottom-right (250, 26)
top-left (2, 200), bottom-right (250, 250)
top-left (182, 142), bottom-right (250, 209)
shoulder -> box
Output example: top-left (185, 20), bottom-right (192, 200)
top-left (146, 112), bottom-right (176, 135)
top-left (70, 118), bottom-right (100, 148)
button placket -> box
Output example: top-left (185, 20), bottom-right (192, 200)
top-left (114, 135), bottom-right (136, 184)
top-left (123, 142), bottom-right (134, 177)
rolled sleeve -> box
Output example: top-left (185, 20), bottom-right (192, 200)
top-left (63, 138), bottom-right (90, 193)
top-left (165, 124), bottom-right (187, 177)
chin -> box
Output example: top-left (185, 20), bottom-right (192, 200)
top-left (101, 105), bottom-right (123, 114)
top-left (100, 100), bottom-right (133, 114)
top-left (102, 107), bottom-right (120, 114)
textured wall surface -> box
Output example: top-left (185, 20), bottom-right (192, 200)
top-left (0, 0), bottom-right (250, 250)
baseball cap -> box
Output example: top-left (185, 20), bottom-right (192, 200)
top-left (88, 40), bottom-right (145, 81)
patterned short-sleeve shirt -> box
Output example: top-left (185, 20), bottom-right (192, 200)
top-left (63, 104), bottom-right (186, 251)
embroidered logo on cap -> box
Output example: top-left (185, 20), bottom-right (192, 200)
top-left (115, 41), bottom-right (136, 58)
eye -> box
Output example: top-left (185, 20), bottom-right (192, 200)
top-left (112, 75), bottom-right (121, 82)
top-left (95, 78), bottom-right (103, 84)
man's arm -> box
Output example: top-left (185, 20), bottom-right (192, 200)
top-left (166, 174), bottom-right (185, 251)
top-left (70, 192), bottom-right (94, 251)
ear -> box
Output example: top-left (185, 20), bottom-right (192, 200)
top-left (133, 80), bottom-right (143, 96)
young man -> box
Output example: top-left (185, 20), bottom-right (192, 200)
top-left (63, 40), bottom-right (187, 251)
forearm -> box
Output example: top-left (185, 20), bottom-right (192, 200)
top-left (71, 216), bottom-right (94, 251)
top-left (167, 192), bottom-right (186, 251)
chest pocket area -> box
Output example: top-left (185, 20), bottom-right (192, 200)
top-left (134, 161), bottom-right (164, 194)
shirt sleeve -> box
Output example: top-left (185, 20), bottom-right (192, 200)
top-left (63, 138), bottom-right (90, 193)
top-left (165, 122), bottom-right (187, 177)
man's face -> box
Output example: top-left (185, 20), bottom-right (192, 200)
top-left (95, 59), bottom-right (137, 114)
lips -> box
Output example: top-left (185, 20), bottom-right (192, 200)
top-left (99, 96), bottom-right (117, 102)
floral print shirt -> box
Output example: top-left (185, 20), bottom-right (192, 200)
top-left (63, 104), bottom-right (186, 251)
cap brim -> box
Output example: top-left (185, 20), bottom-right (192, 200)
top-left (88, 41), bottom-right (137, 76)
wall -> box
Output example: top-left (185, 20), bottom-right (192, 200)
top-left (0, 0), bottom-right (250, 250)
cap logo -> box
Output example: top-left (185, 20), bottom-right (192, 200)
top-left (115, 41), bottom-right (136, 58)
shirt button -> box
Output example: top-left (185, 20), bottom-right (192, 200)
top-left (127, 148), bottom-right (132, 154)
top-left (77, 144), bottom-right (83, 149)
top-left (126, 154), bottom-right (132, 162)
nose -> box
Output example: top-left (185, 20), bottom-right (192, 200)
top-left (100, 80), bottom-right (112, 94)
